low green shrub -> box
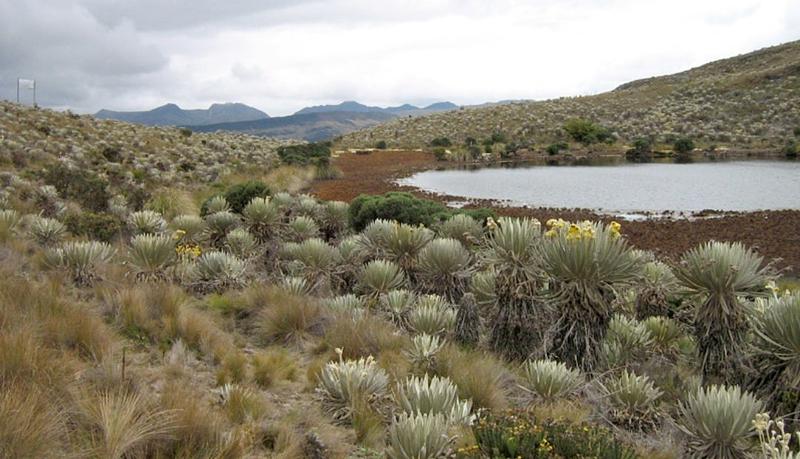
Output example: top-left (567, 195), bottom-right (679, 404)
top-left (349, 192), bottom-right (446, 231)
top-left (546, 142), bottom-right (568, 155)
top-left (277, 142), bottom-right (331, 167)
top-left (349, 192), bottom-right (494, 232)
top-left (201, 180), bottom-right (270, 215)
top-left (563, 118), bottom-right (614, 145)
top-left (430, 137), bottom-right (452, 147)
top-left (673, 136), bottom-right (695, 154)
top-left (784, 139), bottom-right (797, 158)
top-left (64, 211), bottom-right (124, 242)
top-left (42, 163), bottom-right (111, 212)
top-left (460, 410), bottom-right (637, 458)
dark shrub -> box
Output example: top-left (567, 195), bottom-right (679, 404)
top-left (546, 142), bottom-right (568, 155)
top-left (673, 136), bottom-right (695, 154)
top-left (178, 127), bottom-right (192, 137)
top-left (468, 145), bottom-right (482, 160)
top-left (64, 211), bottom-right (124, 242)
top-left (201, 180), bottom-right (270, 215)
top-left (42, 163), bottom-right (111, 212)
top-left (432, 148), bottom-right (447, 161)
top-left (563, 118), bottom-right (613, 145)
top-left (375, 140), bottom-right (387, 150)
top-left (465, 136), bottom-right (477, 146)
top-left (626, 137), bottom-right (653, 161)
top-left (277, 142), bottom-right (331, 167)
top-left (100, 145), bottom-right (122, 163)
top-left (784, 140), bottom-right (798, 158)
top-left (793, 127), bottom-right (800, 137)
top-left (224, 180), bottom-right (270, 214)
top-left (430, 137), bottom-right (452, 147)
top-left (349, 192), bottom-right (495, 231)
top-left (490, 131), bottom-right (508, 144)
top-left (348, 192), bottom-right (447, 231)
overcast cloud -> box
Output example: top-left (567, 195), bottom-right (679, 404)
top-left (1, 0), bottom-right (798, 115)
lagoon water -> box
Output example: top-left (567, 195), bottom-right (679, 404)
top-left (399, 159), bottom-right (800, 215)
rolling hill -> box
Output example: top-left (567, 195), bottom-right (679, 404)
top-left (95, 102), bottom-right (269, 126)
top-left (341, 40), bottom-right (800, 150)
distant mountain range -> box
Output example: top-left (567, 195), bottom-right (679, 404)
top-left (189, 111), bottom-right (398, 142)
top-left (95, 100), bottom-right (458, 141)
top-left (294, 100), bottom-right (457, 116)
top-left (95, 103), bottom-right (269, 126)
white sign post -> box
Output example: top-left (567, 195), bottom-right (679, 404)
top-left (17, 78), bottom-right (36, 105)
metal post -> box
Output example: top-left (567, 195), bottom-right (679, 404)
top-left (16, 78), bottom-right (19, 104)
top-left (33, 81), bottom-right (36, 107)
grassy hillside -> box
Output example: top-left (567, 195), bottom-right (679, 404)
top-left (341, 40), bottom-right (800, 150)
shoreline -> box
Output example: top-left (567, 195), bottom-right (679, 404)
top-left (311, 149), bottom-right (800, 272)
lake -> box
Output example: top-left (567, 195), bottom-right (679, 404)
top-left (398, 158), bottom-right (800, 217)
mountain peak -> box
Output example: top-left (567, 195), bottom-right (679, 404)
top-left (94, 102), bottom-right (269, 126)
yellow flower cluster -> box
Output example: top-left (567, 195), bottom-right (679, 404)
top-left (545, 219), bottom-right (598, 241)
top-left (455, 445), bottom-right (480, 454)
top-left (172, 229), bottom-right (187, 240)
top-left (176, 243), bottom-right (201, 260)
top-left (538, 438), bottom-right (553, 453)
top-left (610, 221), bottom-right (622, 239)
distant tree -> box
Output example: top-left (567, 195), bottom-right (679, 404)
top-left (673, 137), bottom-right (695, 154)
top-left (632, 137), bottom-right (652, 154)
top-left (563, 118), bottom-right (613, 145)
top-left (546, 142), bottom-right (568, 155)
top-left (430, 137), bottom-right (452, 147)
top-left (794, 126), bottom-right (800, 137)
top-left (465, 136), bottom-right (477, 146)
top-left (490, 131), bottom-right (508, 144)
top-left (468, 145), bottom-right (482, 160)
top-left (784, 139), bottom-right (798, 158)
top-left (375, 140), bottom-right (387, 149)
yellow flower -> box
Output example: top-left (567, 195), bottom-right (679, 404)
top-left (566, 224), bottom-right (582, 241)
top-left (765, 280), bottom-right (779, 293)
top-left (172, 229), bottom-right (187, 240)
top-left (545, 229), bottom-right (557, 238)
top-left (486, 217), bottom-right (498, 231)
top-left (581, 227), bottom-right (595, 239)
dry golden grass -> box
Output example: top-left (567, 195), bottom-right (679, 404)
top-left (159, 383), bottom-right (245, 459)
top-left (216, 352), bottom-right (248, 385)
top-left (251, 347), bottom-right (300, 388)
top-left (77, 390), bottom-right (178, 459)
top-left (254, 287), bottom-right (328, 345)
top-left (435, 344), bottom-right (510, 411)
top-left (321, 312), bottom-right (409, 360)
top-left (0, 384), bottom-right (67, 458)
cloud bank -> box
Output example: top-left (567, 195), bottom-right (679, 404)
top-left (1, 0), bottom-right (798, 115)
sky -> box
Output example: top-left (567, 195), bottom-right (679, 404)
top-left (1, 0), bottom-right (798, 116)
